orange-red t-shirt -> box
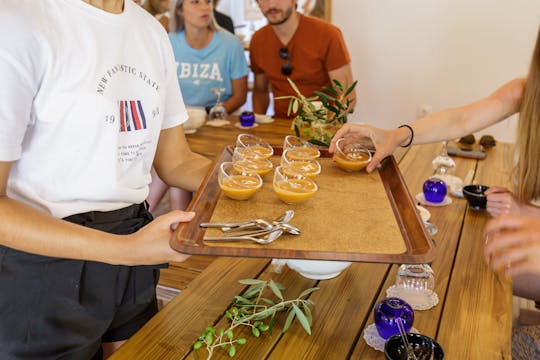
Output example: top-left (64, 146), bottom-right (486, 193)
top-left (250, 14), bottom-right (351, 118)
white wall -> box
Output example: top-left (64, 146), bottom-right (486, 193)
top-left (332, 0), bottom-right (540, 143)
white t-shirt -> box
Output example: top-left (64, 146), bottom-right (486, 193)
top-left (0, 0), bottom-right (187, 218)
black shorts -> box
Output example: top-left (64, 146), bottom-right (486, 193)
top-left (0, 203), bottom-right (166, 360)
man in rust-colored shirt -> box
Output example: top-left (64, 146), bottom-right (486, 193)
top-left (250, 0), bottom-right (355, 118)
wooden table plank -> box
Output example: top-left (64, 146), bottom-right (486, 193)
top-left (159, 256), bottom-right (215, 291)
top-left (111, 258), bottom-right (269, 360)
top-left (437, 143), bottom-right (513, 359)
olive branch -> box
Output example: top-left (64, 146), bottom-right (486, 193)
top-left (276, 78), bottom-right (357, 146)
top-left (193, 278), bottom-right (319, 359)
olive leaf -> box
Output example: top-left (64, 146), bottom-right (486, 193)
top-left (194, 279), bottom-right (319, 359)
top-left (283, 308), bottom-right (296, 332)
top-left (292, 304), bottom-right (312, 335)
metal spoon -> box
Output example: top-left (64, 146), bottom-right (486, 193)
top-left (204, 229), bottom-right (284, 244)
top-left (274, 209), bottom-right (294, 224)
top-left (221, 218), bottom-right (272, 233)
top-left (215, 223), bottom-right (300, 238)
top-left (220, 210), bottom-right (294, 232)
top-left (200, 220), bottom-right (254, 229)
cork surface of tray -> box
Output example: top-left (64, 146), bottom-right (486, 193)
top-left (171, 146), bottom-right (436, 263)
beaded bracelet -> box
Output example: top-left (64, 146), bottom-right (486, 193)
top-left (398, 124), bottom-right (414, 148)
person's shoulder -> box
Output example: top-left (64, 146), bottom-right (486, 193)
top-left (300, 14), bottom-right (342, 34)
top-left (215, 30), bottom-right (234, 40)
top-left (215, 30), bottom-right (241, 46)
top-left (251, 24), bottom-right (273, 43)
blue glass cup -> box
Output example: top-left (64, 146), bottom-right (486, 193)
top-left (423, 177), bottom-right (447, 203)
top-left (374, 297), bottom-right (414, 340)
top-left (240, 111), bottom-right (255, 127)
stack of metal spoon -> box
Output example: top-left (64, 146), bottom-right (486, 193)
top-left (200, 210), bottom-right (300, 244)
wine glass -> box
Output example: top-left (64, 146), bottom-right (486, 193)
top-left (208, 87), bottom-right (228, 123)
top-left (431, 141), bottom-right (455, 175)
top-left (395, 264), bottom-right (435, 294)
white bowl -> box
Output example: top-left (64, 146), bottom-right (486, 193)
top-left (286, 259), bottom-right (352, 280)
top-left (184, 107), bottom-right (207, 134)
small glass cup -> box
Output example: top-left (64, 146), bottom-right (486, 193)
top-left (232, 147), bottom-right (273, 177)
top-left (236, 134), bottom-right (274, 159)
top-left (273, 166), bottom-right (318, 204)
top-left (283, 135), bottom-right (321, 160)
top-left (423, 177), bottom-right (447, 203)
top-left (239, 111), bottom-right (255, 127)
top-left (281, 150), bottom-right (321, 178)
top-left (374, 297), bottom-right (414, 340)
top-left (218, 162), bottom-right (262, 200)
top-left (395, 264), bottom-right (435, 294)
top-left (333, 138), bottom-right (372, 172)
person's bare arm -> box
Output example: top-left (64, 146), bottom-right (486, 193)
top-left (328, 63), bottom-right (356, 109)
top-left (0, 161), bottom-right (192, 265)
top-left (404, 78), bottom-right (525, 144)
top-left (252, 72), bottom-right (270, 115)
top-left (330, 78), bottom-right (525, 172)
top-left (152, 125), bottom-right (212, 192)
top-left (222, 76), bottom-right (248, 114)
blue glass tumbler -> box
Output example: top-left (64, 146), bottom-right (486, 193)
top-left (374, 297), bottom-right (414, 339)
top-left (423, 177), bottom-right (447, 203)
top-left (240, 111), bottom-right (255, 127)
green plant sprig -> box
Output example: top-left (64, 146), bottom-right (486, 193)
top-left (193, 278), bottom-right (319, 359)
top-left (275, 78), bottom-right (357, 146)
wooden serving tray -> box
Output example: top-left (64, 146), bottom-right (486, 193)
top-left (171, 146), bottom-right (436, 263)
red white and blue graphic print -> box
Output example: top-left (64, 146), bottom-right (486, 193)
top-left (119, 100), bottom-right (147, 132)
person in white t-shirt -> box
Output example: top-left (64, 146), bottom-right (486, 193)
top-left (0, 0), bottom-right (211, 358)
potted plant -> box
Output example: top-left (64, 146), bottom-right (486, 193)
top-left (276, 78), bottom-right (357, 146)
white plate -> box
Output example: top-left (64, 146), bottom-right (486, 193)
top-left (415, 193), bottom-right (452, 207)
top-left (415, 205), bottom-right (431, 222)
top-left (255, 114), bottom-right (274, 124)
top-left (183, 128), bottom-right (197, 134)
top-left (234, 122), bottom-right (259, 129)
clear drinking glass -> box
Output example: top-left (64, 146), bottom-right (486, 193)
top-left (281, 149), bottom-right (321, 178)
top-left (218, 162), bottom-right (262, 200)
top-left (283, 135), bottom-right (321, 160)
top-left (333, 138), bottom-right (372, 172)
top-left (208, 87), bottom-right (228, 122)
top-left (395, 264), bottom-right (435, 294)
top-left (236, 133), bottom-right (274, 158)
top-left (432, 141), bottom-right (456, 175)
top-left (232, 148), bottom-right (273, 177)
top-left (273, 166), bottom-right (318, 204)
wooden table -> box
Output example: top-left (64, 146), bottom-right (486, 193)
top-left (117, 122), bottom-right (513, 359)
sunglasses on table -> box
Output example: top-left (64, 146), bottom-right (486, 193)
top-left (279, 47), bottom-right (293, 76)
